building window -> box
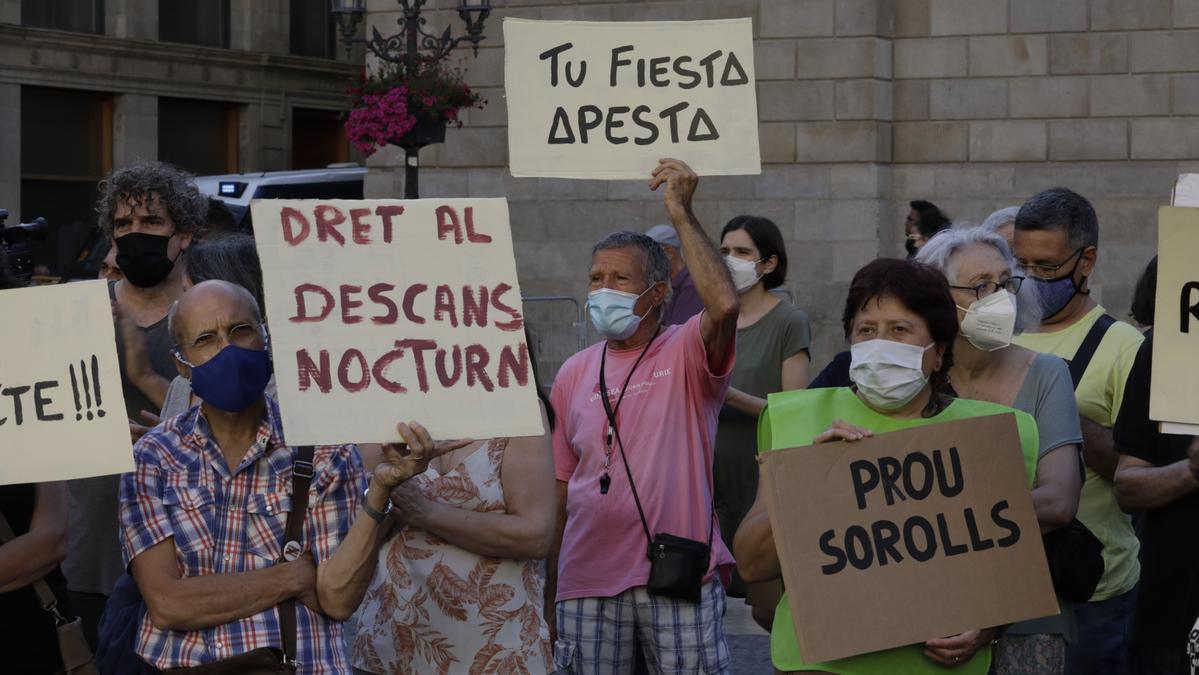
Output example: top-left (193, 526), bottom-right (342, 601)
top-left (158, 98), bottom-right (238, 175)
top-left (292, 108), bottom-right (349, 170)
top-left (20, 86), bottom-right (112, 277)
top-left (159, 0), bottom-right (230, 48)
top-left (21, 0), bottom-right (104, 34)
top-left (290, 0), bottom-right (336, 59)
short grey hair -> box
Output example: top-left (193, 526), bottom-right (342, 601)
top-left (592, 231), bottom-right (673, 305)
top-left (915, 225), bottom-right (1041, 334)
top-left (980, 206), bottom-right (1020, 234)
top-left (96, 161), bottom-right (208, 238)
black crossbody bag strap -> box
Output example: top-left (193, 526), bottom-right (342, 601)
top-left (276, 444), bottom-right (315, 667)
top-left (599, 336), bottom-right (715, 552)
top-left (1068, 314), bottom-right (1116, 390)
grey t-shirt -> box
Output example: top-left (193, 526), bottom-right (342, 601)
top-left (64, 284), bottom-right (178, 596)
top-left (713, 300), bottom-right (811, 551)
top-left (1007, 352), bottom-right (1084, 639)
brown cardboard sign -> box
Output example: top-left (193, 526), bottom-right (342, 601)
top-left (760, 413), bottom-right (1058, 664)
top-left (1150, 206), bottom-right (1199, 426)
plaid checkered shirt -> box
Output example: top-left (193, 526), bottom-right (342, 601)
top-left (118, 397), bottom-right (365, 674)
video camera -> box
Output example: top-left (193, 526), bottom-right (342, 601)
top-left (0, 208), bottom-right (50, 283)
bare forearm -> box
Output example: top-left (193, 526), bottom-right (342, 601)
top-left (1031, 485), bottom-right (1077, 534)
top-left (317, 481), bottom-right (391, 620)
top-left (418, 502), bottom-right (552, 560)
top-left (0, 535), bottom-right (64, 594)
top-left (1081, 418), bottom-right (1119, 479)
top-left (725, 388), bottom-right (766, 418)
top-left (732, 511), bottom-right (780, 583)
top-left (0, 482), bottom-right (67, 593)
top-left (1114, 460), bottom-right (1198, 512)
top-left (669, 207), bottom-right (738, 322)
top-left (147, 563), bottom-right (301, 631)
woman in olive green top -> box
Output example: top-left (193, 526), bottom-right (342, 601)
top-left (714, 216), bottom-right (810, 622)
top-left (734, 259), bottom-right (1041, 675)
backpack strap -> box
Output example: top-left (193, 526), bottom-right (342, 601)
top-left (1068, 315), bottom-right (1116, 390)
top-left (276, 444), bottom-right (315, 667)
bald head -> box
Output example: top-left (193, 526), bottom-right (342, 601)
top-left (169, 279), bottom-right (263, 353)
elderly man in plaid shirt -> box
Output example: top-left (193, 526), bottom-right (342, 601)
top-left (119, 280), bottom-right (467, 673)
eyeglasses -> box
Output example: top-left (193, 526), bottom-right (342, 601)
top-left (949, 276), bottom-right (1025, 301)
top-left (1017, 247), bottom-right (1086, 280)
top-left (172, 321), bottom-right (263, 365)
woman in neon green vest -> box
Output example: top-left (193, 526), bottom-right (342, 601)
top-left (733, 258), bottom-right (1042, 675)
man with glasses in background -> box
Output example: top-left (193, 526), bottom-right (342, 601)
top-left (1012, 187), bottom-right (1145, 675)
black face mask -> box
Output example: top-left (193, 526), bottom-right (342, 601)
top-left (904, 238), bottom-right (918, 258)
top-left (115, 232), bottom-right (179, 288)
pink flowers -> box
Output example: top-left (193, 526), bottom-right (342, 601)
top-left (345, 86), bottom-right (418, 157)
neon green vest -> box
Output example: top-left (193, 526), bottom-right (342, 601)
top-left (758, 387), bottom-right (1040, 675)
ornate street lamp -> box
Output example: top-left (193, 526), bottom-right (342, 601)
top-left (330, 0), bottom-right (492, 197)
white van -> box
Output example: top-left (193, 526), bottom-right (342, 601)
top-left (194, 164), bottom-right (367, 232)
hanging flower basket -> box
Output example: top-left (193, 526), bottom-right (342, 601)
top-left (345, 55), bottom-right (486, 157)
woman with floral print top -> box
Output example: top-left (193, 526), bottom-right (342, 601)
top-left (352, 399), bottom-right (557, 675)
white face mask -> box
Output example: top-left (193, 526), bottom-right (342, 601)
top-left (957, 289), bottom-right (1017, 352)
top-left (849, 339), bottom-right (934, 411)
top-left (725, 255), bottom-right (763, 294)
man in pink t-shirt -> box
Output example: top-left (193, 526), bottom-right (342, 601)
top-left (547, 159), bottom-right (739, 674)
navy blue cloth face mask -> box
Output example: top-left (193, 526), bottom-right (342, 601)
top-left (1030, 248), bottom-right (1088, 321)
top-left (176, 344), bottom-right (273, 413)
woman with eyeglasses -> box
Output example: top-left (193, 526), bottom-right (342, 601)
top-left (917, 226), bottom-right (1083, 675)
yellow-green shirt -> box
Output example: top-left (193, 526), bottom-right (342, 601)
top-left (758, 387), bottom-right (1040, 674)
top-left (1013, 305), bottom-right (1144, 600)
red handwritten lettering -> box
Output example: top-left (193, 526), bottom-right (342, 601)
top-left (491, 283), bottom-right (524, 331)
top-left (461, 285), bottom-right (489, 327)
top-left (350, 208), bottom-right (373, 244)
top-left (372, 342), bottom-right (408, 393)
top-left (296, 349), bottom-right (331, 392)
top-left (314, 205), bottom-right (346, 245)
top-left (397, 339), bottom-right (436, 393)
top-left (497, 343), bottom-right (530, 388)
top-left (281, 207), bottom-right (311, 245)
top-left (340, 285), bottom-right (364, 324)
top-left (338, 349), bottom-right (370, 392)
top-left (376, 205), bottom-right (404, 244)
top-left (291, 284), bottom-right (334, 323)
top-left (465, 344), bottom-right (494, 392)
top-left (464, 207), bottom-right (492, 243)
top-left (368, 283), bottom-right (398, 324)
top-left (434, 285), bottom-right (458, 327)
top-left (403, 284), bottom-right (428, 325)
top-left (436, 206), bottom-right (463, 244)
top-left (436, 345), bottom-right (463, 388)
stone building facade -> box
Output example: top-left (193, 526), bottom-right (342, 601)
top-left (0, 0), bottom-right (360, 275)
top-left (367, 0), bottom-right (1198, 366)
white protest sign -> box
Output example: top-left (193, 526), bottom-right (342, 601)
top-left (0, 281), bottom-right (133, 484)
top-left (251, 198), bottom-right (544, 445)
top-left (504, 18), bottom-right (761, 179)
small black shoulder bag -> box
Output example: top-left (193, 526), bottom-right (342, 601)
top-left (598, 335), bottom-right (714, 603)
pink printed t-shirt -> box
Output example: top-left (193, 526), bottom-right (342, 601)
top-left (550, 313), bottom-right (735, 602)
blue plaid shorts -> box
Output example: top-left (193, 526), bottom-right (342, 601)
top-left (554, 580), bottom-right (731, 674)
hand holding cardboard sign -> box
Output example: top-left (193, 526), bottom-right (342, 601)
top-left (814, 420), bottom-right (875, 444)
top-left (373, 420), bottom-right (473, 490)
top-left (649, 158), bottom-right (698, 217)
top-left (923, 628), bottom-right (997, 667)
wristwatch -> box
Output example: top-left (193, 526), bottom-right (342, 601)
top-left (362, 485), bottom-right (393, 524)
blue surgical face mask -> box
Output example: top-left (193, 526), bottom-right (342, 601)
top-left (588, 286), bottom-right (656, 341)
top-left (176, 344), bottom-right (273, 413)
